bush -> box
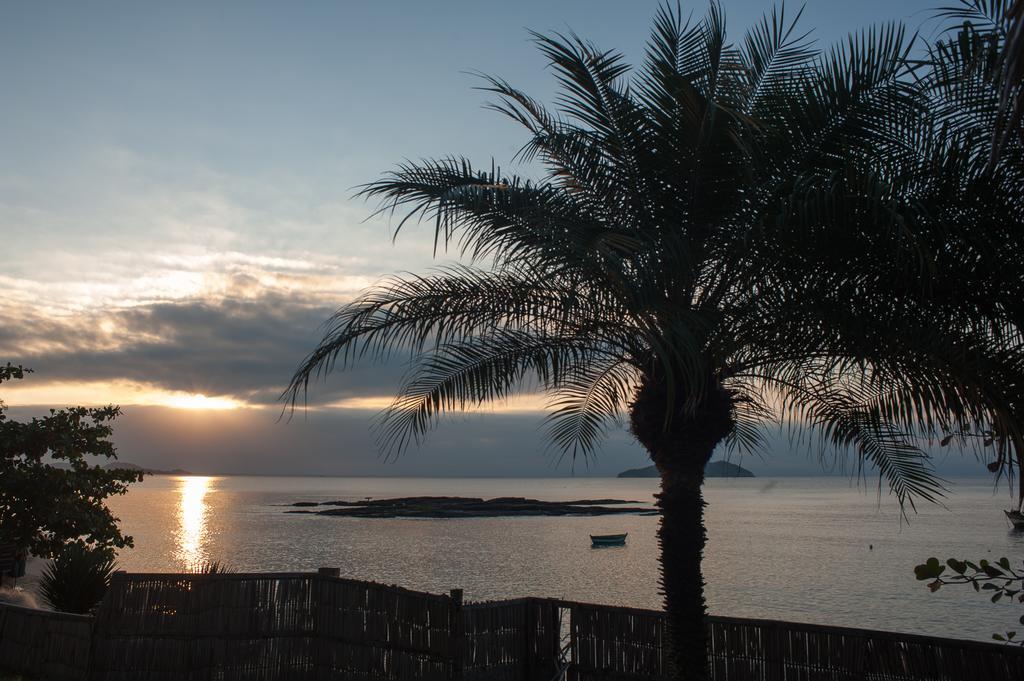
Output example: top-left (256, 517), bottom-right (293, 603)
top-left (38, 543), bottom-right (116, 614)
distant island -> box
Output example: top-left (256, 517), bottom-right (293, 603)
top-left (618, 460), bottom-right (755, 478)
top-left (103, 461), bottom-right (192, 476)
top-left (287, 496), bottom-right (656, 518)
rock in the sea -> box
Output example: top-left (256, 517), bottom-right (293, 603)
top-left (284, 496), bottom-right (652, 519)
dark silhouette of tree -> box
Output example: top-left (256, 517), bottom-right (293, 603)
top-left (924, 1), bottom-right (1024, 506)
top-left (288, 3), bottom-right (1024, 677)
top-left (0, 364), bottom-right (142, 559)
top-left (1003, 0), bottom-right (1024, 149)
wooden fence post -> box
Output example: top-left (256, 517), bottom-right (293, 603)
top-left (569, 604), bottom-right (578, 681)
top-left (449, 588), bottom-right (464, 681)
top-left (550, 602), bottom-right (562, 678)
top-left (313, 568), bottom-right (337, 677)
top-left (524, 599), bottom-right (537, 681)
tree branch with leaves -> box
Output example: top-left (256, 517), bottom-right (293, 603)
top-left (915, 556), bottom-right (1024, 644)
top-left (0, 363), bottom-right (142, 559)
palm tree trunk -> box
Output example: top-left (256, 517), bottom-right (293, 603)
top-left (630, 374), bottom-right (733, 681)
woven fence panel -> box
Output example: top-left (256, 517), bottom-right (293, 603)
top-left (463, 599), bottom-right (527, 681)
top-left (570, 602), bottom-right (666, 681)
top-left (90, 573), bottom-right (319, 681)
top-left (87, 572), bottom-right (456, 681)
top-left (566, 604), bottom-right (1024, 681)
top-left (462, 598), bottom-right (562, 681)
top-left (0, 603), bottom-right (92, 681)
top-left (709, 616), bottom-right (1024, 681)
top-left (313, 576), bottom-right (453, 681)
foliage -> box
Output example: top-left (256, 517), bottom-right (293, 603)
top-left (0, 363), bottom-right (142, 558)
top-left (921, 1), bottom-right (1024, 499)
top-left (914, 556), bottom-right (1024, 644)
top-left (933, 0), bottom-right (1024, 160)
top-left (38, 542), bottom-right (118, 614)
top-left (287, 1), bottom-right (1024, 677)
top-left (290, 2), bottom-right (1022, 505)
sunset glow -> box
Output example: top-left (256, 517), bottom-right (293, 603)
top-left (1, 379), bottom-right (249, 410)
top-left (161, 393), bottom-right (244, 411)
top-left (324, 393), bottom-right (551, 413)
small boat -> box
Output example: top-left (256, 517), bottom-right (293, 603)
top-left (1005, 510), bottom-right (1024, 530)
top-left (591, 533), bottom-right (627, 547)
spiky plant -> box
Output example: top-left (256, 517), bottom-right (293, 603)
top-left (190, 559), bottom-right (232, 574)
top-left (288, 3), bottom-right (1023, 677)
top-left (38, 543), bottom-right (116, 614)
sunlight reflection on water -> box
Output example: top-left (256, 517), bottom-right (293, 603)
top-left (174, 476), bottom-right (214, 568)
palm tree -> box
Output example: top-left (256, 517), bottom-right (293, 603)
top-left (288, 3), bottom-right (1022, 678)
top-left (921, 0), bottom-right (1024, 506)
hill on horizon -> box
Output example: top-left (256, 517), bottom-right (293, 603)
top-left (102, 461), bottom-right (192, 476)
top-left (618, 460), bottom-right (755, 478)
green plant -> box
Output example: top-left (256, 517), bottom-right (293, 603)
top-left (287, 3), bottom-right (1023, 678)
top-left (0, 364), bottom-right (142, 558)
top-left (915, 556), bottom-right (1024, 644)
top-left (38, 542), bottom-right (117, 614)
top-left (919, 1), bottom-right (1024, 506)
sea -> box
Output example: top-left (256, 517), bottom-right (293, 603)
top-left (104, 475), bottom-right (1024, 643)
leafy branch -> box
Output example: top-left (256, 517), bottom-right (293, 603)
top-left (914, 556), bottom-right (1024, 644)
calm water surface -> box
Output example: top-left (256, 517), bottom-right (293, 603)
top-left (107, 476), bottom-right (1024, 642)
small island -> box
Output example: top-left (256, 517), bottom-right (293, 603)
top-left (286, 496), bottom-right (655, 518)
top-left (618, 460), bottom-right (755, 478)
top-left (103, 462), bottom-right (193, 476)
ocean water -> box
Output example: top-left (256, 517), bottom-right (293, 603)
top-left (105, 475), bottom-right (1024, 642)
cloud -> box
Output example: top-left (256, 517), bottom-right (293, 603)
top-left (0, 144), bottom-right (473, 413)
top-left (0, 272), bottom-right (414, 408)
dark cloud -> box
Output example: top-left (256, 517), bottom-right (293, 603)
top-left (3, 289), bottom-right (409, 406)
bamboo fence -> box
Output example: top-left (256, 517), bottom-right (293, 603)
top-left (0, 602), bottom-right (91, 681)
top-left (461, 598), bottom-right (561, 681)
top-left (566, 600), bottom-right (1024, 681)
top-left (91, 571), bottom-right (456, 681)
top-left (1, 572), bottom-right (1022, 680)
top-left (0, 543), bottom-right (16, 577)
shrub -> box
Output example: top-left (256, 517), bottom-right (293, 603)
top-left (38, 543), bottom-right (117, 614)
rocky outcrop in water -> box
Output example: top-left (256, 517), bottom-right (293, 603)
top-left (286, 496), bottom-right (655, 518)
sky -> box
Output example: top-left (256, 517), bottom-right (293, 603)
top-left (4, 0), bottom-right (992, 478)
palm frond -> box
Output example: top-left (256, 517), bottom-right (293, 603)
top-left (543, 359), bottom-right (638, 460)
top-left (283, 264), bottom-right (636, 407)
top-left (737, 4), bottom-right (818, 115)
top-left (376, 331), bottom-right (614, 457)
top-left (935, 1), bottom-right (1013, 35)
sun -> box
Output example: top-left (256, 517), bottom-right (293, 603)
top-left (161, 393), bottom-right (243, 410)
